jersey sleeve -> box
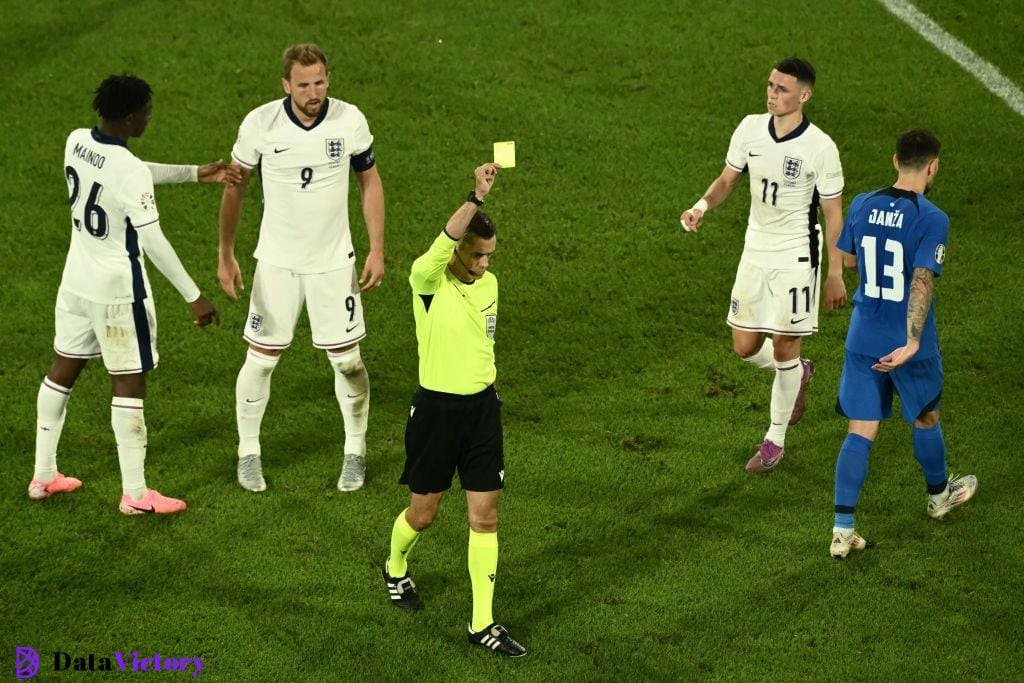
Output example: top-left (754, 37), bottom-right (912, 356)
top-left (836, 194), bottom-right (861, 254)
top-left (913, 209), bottom-right (949, 277)
top-left (409, 230), bottom-right (456, 294)
top-left (350, 107), bottom-right (374, 156)
top-left (815, 138), bottom-right (843, 199)
top-left (121, 162), bottom-right (160, 229)
top-left (231, 111), bottom-right (263, 169)
top-left (724, 117), bottom-right (751, 173)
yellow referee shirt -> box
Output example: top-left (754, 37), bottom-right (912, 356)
top-left (409, 231), bottom-right (498, 395)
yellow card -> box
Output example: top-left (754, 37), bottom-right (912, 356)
top-left (493, 141), bottom-right (516, 168)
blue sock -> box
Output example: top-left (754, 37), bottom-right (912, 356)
top-left (913, 423), bottom-right (948, 494)
top-left (834, 433), bottom-right (873, 528)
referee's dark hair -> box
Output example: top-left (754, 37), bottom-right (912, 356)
top-left (464, 211), bottom-right (496, 243)
top-left (896, 129), bottom-right (941, 170)
top-left (92, 75), bottom-right (152, 121)
top-left (774, 57), bottom-right (816, 87)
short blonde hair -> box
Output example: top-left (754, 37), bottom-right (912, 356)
top-left (282, 43), bottom-right (328, 80)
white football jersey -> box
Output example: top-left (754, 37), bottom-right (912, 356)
top-left (231, 97), bottom-right (374, 274)
top-left (59, 128), bottom-right (159, 304)
top-left (725, 113), bottom-right (843, 269)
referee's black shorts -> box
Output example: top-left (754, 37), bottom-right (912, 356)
top-left (400, 385), bottom-right (504, 494)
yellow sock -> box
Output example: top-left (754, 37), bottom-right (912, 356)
top-left (468, 529), bottom-right (498, 632)
top-left (388, 509), bottom-right (420, 577)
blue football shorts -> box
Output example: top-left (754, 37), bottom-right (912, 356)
top-left (837, 350), bottom-right (943, 423)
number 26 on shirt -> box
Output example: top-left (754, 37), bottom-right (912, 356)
top-left (860, 235), bottom-right (905, 302)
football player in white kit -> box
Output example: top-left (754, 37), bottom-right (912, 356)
top-left (29, 74), bottom-right (230, 514)
top-left (218, 44), bottom-right (386, 493)
top-left (681, 58), bottom-right (847, 473)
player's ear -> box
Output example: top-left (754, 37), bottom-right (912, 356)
top-left (281, 77), bottom-right (291, 95)
top-left (892, 154), bottom-right (900, 173)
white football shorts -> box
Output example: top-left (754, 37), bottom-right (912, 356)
top-left (243, 260), bottom-right (366, 350)
top-left (53, 288), bottom-right (159, 374)
top-left (727, 259), bottom-right (821, 336)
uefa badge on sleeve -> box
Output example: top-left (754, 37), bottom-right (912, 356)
top-left (934, 244), bottom-right (946, 264)
top-left (139, 192), bottom-right (156, 211)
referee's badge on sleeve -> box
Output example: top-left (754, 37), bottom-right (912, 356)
top-left (485, 315), bottom-right (496, 339)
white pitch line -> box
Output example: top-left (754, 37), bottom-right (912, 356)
top-left (878, 0), bottom-right (1024, 117)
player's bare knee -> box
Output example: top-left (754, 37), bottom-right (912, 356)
top-left (406, 506), bottom-right (437, 531)
top-left (468, 508), bottom-right (498, 533)
top-left (915, 410), bottom-right (939, 429)
top-left (328, 346), bottom-right (364, 375)
top-left (769, 335), bottom-right (799, 361)
top-left (110, 372), bottom-right (146, 399)
top-left (48, 355), bottom-right (88, 389)
top-left (734, 340), bottom-right (760, 358)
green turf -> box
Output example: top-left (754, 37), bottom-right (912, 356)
top-left (2, 0), bottom-right (1022, 679)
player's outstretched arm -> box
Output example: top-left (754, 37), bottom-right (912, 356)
top-left (872, 267), bottom-right (935, 373)
top-left (445, 163), bottom-right (500, 242)
top-left (145, 161), bottom-right (242, 186)
top-left (356, 165), bottom-right (386, 291)
top-left (137, 223), bottom-right (219, 327)
top-left (198, 160), bottom-right (244, 185)
top-left (680, 166), bottom-right (742, 232)
top-left (821, 195), bottom-right (847, 310)
top-left (218, 163), bottom-right (253, 300)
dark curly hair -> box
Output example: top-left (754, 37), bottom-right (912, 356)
top-left (92, 74), bottom-right (152, 121)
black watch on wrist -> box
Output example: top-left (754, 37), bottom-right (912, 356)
top-left (466, 191), bottom-right (485, 206)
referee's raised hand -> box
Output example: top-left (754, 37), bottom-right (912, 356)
top-left (475, 163), bottom-right (500, 199)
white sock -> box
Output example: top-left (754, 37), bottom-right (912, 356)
top-left (766, 358), bottom-right (802, 445)
top-left (742, 338), bottom-right (775, 371)
top-left (328, 347), bottom-right (369, 457)
top-left (34, 378), bottom-right (71, 482)
top-left (930, 486), bottom-right (950, 504)
top-left (832, 526), bottom-right (855, 535)
top-left (236, 348), bottom-right (280, 458)
top-left (111, 397), bottom-right (147, 500)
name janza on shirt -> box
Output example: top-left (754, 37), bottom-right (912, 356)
top-left (867, 208), bottom-right (903, 229)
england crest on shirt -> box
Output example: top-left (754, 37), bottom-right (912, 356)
top-left (783, 156), bottom-right (803, 179)
top-left (325, 138), bottom-right (344, 161)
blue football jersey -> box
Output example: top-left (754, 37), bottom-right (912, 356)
top-left (838, 186), bottom-right (949, 359)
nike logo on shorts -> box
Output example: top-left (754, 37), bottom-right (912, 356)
top-left (274, 147), bottom-right (290, 153)
top-left (790, 317), bottom-right (808, 325)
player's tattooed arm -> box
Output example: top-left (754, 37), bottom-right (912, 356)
top-left (906, 267), bottom-right (935, 342)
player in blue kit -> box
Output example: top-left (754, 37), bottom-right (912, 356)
top-left (829, 129), bottom-right (977, 559)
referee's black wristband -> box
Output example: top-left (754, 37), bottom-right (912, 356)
top-left (466, 191), bottom-right (485, 206)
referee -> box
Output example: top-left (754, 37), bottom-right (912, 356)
top-left (381, 162), bottom-right (525, 657)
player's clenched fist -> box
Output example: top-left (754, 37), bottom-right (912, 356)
top-left (680, 198), bottom-right (708, 232)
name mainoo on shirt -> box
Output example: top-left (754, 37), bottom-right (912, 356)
top-left (73, 143), bottom-right (106, 168)
top-left (867, 208), bottom-right (903, 229)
